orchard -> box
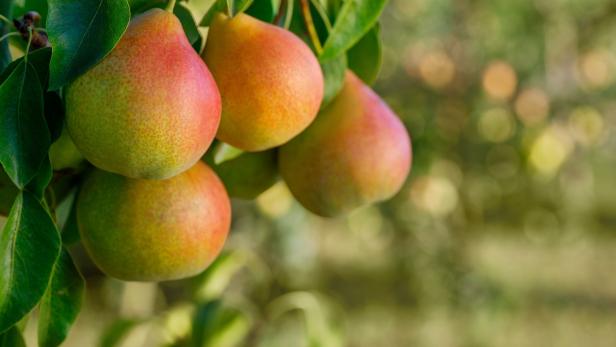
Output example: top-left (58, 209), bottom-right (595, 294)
top-left (0, 0), bottom-right (411, 346)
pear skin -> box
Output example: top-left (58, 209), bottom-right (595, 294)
top-left (77, 162), bottom-right (231, 281)
top-left (66, 9), bottom-right (221, 179)
top-left (202, 13), bottom-right (323, 151)
top-left (49, 127), bottom-right (84, 171)
top-left (279, 72), bottom-right (412, 217)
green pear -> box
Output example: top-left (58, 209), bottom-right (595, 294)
top-left (204, 147), bottom-right (278, 200)
top-left (202, 13), bottom-right (324, 151)
top-left (279, 72), bottom-right (412, 217)
top-left (77, 162), bottom-right (231, 281)
top-left (49, 127), bottom-right (84, 171)
top-left (65, 8), bottom-right (221, 180)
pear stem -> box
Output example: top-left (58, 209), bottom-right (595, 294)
top-left (0, 31), bottom-right (19, 44)
top-left (24, 27), bottom-right (32, 59)
top-left (165, 0), bottom-right (177, 13)
top-left (299, 0), bottom-right (323, 55)
top-left (0, 14), bottom-right (11, 26)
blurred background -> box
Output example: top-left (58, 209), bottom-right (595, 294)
top-left (6, 0), bottom-right (616, 345)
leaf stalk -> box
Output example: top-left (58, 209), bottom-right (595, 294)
top-left (299, 0), bottom-right (323, 55)
top-left (165, 0), bottom-right (177, 13)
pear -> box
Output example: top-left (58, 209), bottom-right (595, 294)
top-left (204, 148), bottom-right (278, 200)
top-left (279, 72), bottom-right (412, 217)
top-left (77, 162), bottom-right (231, 281)
top-left (65, 8), bottom-right (221, 179)
top-left (49, 127), bottom-right (84, 171)
top-left (202, 13), bottom-right (323, 151)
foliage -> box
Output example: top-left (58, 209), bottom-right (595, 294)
top-left (0, 0), bottom-right (387, 345)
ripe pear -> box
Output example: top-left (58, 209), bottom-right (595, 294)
top-left (49, 127), bottom-right (84, 171)
top-left (65, 8), bottom-right (221, 180)
top-left (204, 148), bottom-right (278, 200)
top-left (279, 72), bottom-right (412, 217)
top-left (77, 162), bottom-right (231, 281)
top-left (202, 13), bottom-right (324, 151)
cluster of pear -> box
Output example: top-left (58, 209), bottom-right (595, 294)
top-left (1, 7), bottom-right (412, 282)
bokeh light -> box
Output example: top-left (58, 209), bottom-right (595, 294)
top-left (478, 108), bottom-right (516, 143)
top-left (418, 51), bottom-right (456, 89)
top-left (529, 124), bottom-right (574, 177)
top-left (514, 88), bottom-right (550, 127)
top-left (482, 61), bottom-right (518, 100)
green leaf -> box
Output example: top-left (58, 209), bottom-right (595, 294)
top-left (287, 0), bottom-right (345, 106)
top-left (320, 54), bottom-right (347, 107)
top-left (44, 91), bottom-right (64, 142)
top-left (99, 319), bottom-right (141, 347)
top-left (174, 3), bottom-right (202, 51)
top-left (192, 300), bottom-right (222, 347)
top-left (288, 0), bottom-right (329, 46)
top-left (201, 0), bottom-right (254, 25)
top-left (200, 0), bottom-right (226, 26)
top-left (25, 157), bottom-right (52, 199)
top-left (0, 325), bottom-right (26, 347)
top-left (347, 25), bottom-right (382, 85)
top-left (319, 0), bottom-right (388, 61)
top-left (194, 251), bottom-right (247, 301)
top-left (230, 0), bottom-right (254, 16)
top-left (0, 168), bottom-right (18, 216)
top-left (326, 0), bottom-right (342, 18)
top-left (128, 0), bottom-right (161, 13)
top-left (0, 48), bottom-right (63, 143)
top-left (277, 0), bottom-right (293, 29)
top-left (0, 0), bottom-right (12, 72)
top-left (38, 249), bottom-right (85, 347)
top-left (61, 192), bottom-right (81, 245)
top-left (213, 143), bottom-right (244, 165)
top-left (0, 60), bottom-right (50, 189)
top-left (47, 0), bottom-right (131, 90)
top-left (0, 47), bottom-right (52, 87)
top-left (0, 191), bottom-right (62, 333)
top-left (245, 0), bottom-right (275, 22)
top-left (191, 300), bottom-right (250, 347)
top-left (268, 292), bottom-right (345, 347)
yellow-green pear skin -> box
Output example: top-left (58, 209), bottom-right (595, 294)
top-left (66, 9), bottom-right (221, 179)
top-left (279, 72), bottom-right (412, 217)
top-left (202, 13), bottom-right (324, 151)
top-left (77, 162), bottom-right (231, 282)
top-left (204, 149), bottom-right (279, 200)
top-left (49, 127), bottom-right (84, 171)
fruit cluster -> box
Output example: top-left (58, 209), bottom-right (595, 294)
top-left (2, 7), bottom-right (412, 282)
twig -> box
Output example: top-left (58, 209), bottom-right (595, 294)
top-left (0, 14), bottom-right (11, 26)
top-left (299, 0), bottom-right (323, 55)
top-left (0, 31), bottom-right (19, 43)
top-left (273, 0), bottom-right (288, 26)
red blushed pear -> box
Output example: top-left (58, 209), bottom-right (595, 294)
top-left (202, 13), bottom-right (324, 151)
top-left (65, 8), bottom-right (221, 180)
top-left (77, 162), bottom-right (231, 282)
top-left (279, 71), bottom-right (412, 217)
